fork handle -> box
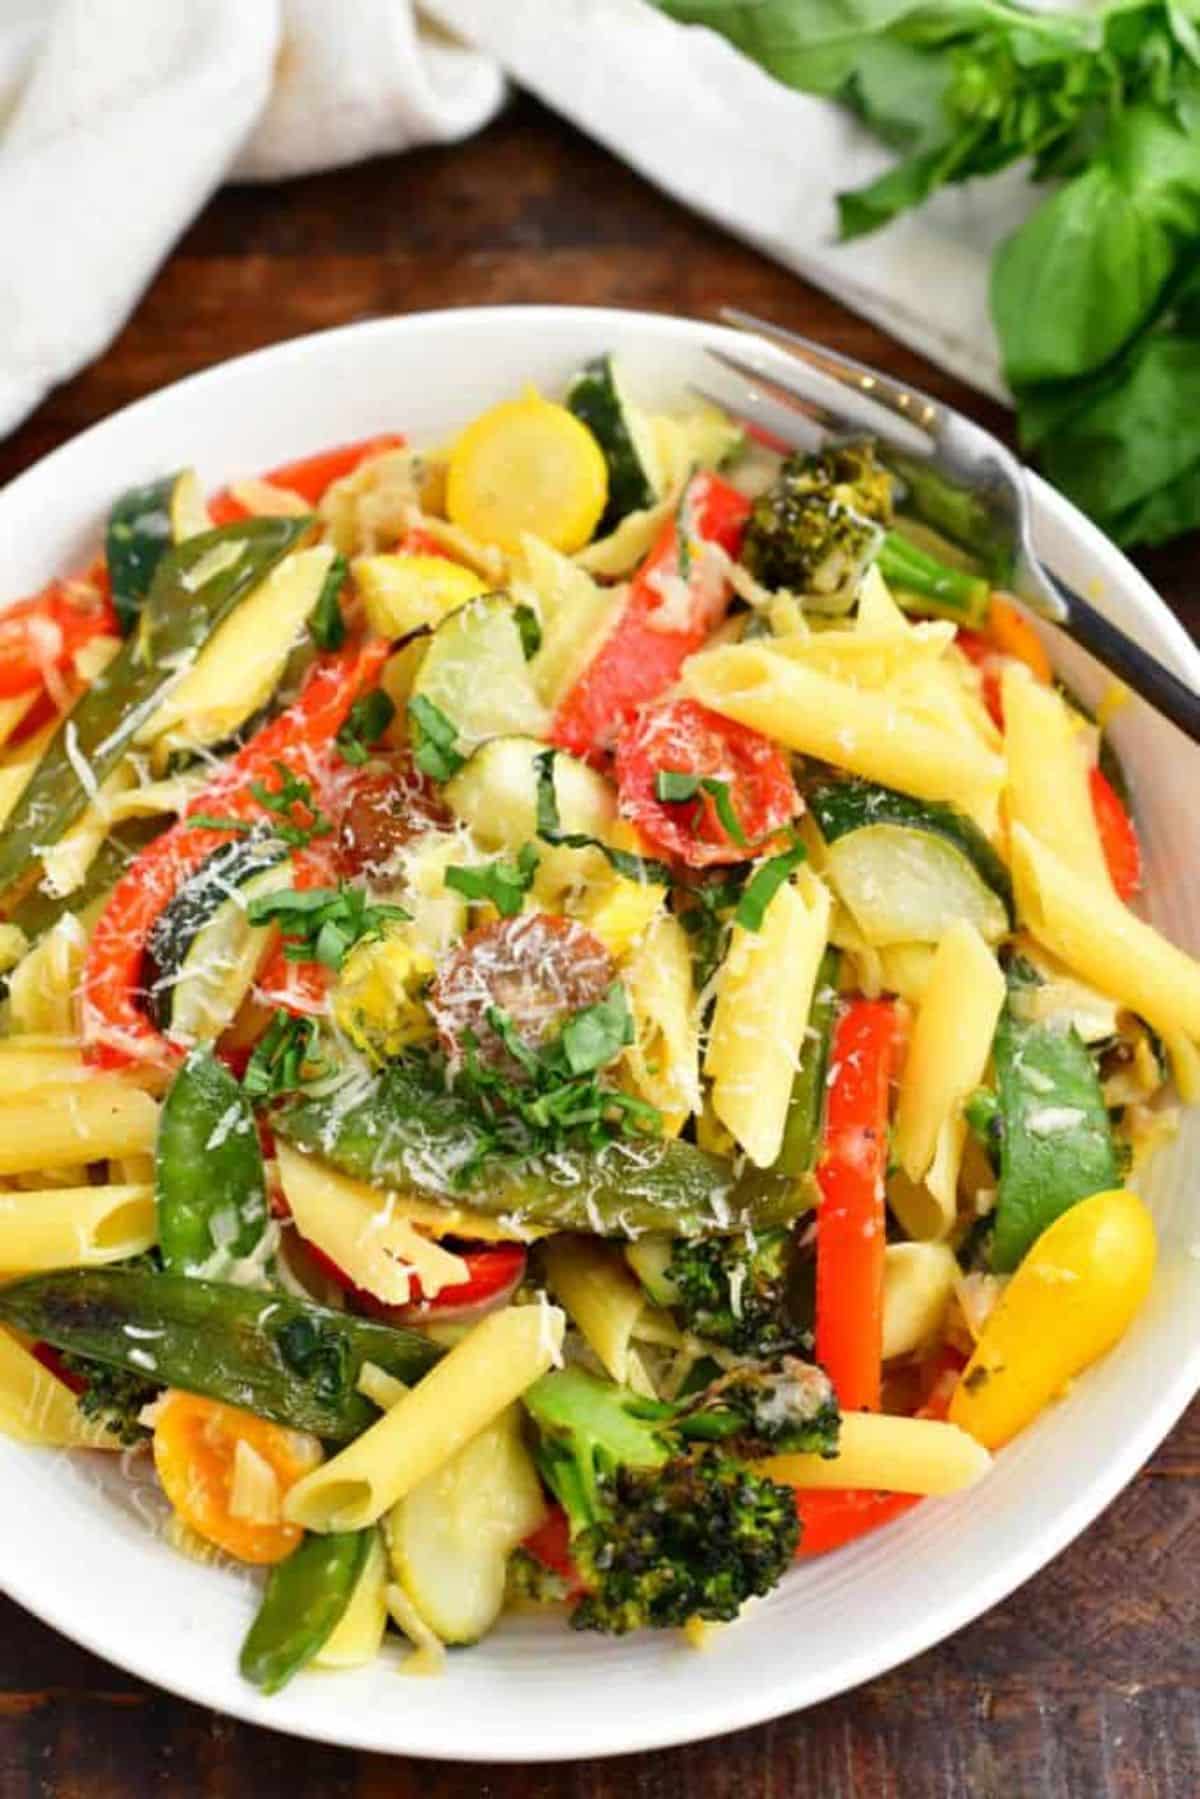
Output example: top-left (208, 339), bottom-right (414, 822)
top-left (1041, 565), bottom-right (1200, 747)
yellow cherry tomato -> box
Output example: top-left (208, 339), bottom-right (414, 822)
top-left (446, 389), bottom-right (608, 554)
top-left (949, 1188), bottom-right (1156, 1449)
top-left (153, 1392), bottom-right (322, 1564)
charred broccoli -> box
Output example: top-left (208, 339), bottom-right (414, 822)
top-left (59, 1352), bottom-right (157, 1446)
top-left (743, 443), bottom-right (989, 624)
top-left (666, 1228), bottom-right (811, 1359)
top-left (522, 1362), bottom-right (836, 1633)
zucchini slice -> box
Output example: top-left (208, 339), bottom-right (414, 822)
top-left (385, 1404), bottom-right (546, 1645)
top-left (809, 779), bottom-right (1011, 947)
top-left (444, 734), bottom-right (615, 852)
top-left (567, 353), bottom-right (660, 529)
top-left (144, 836), bottom-right (292, 1041)
top-left (106, 469), bottom-right (211, 633)
top-left (410, 596), bottom-right (550, 755)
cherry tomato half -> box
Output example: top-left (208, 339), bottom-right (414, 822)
top-left (614, 697), bottom-right (798, 868)
top-left (429, 912), bottom-right (614, 1071)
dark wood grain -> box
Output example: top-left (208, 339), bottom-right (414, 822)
top-left (1, 92), bottom-right (1196, 1799)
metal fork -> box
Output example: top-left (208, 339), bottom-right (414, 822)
top-left (701, 307), bottom-right (1200, 745)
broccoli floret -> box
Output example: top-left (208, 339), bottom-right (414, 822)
top-left (505, 1547), bottom-right (572, 1608)
top-left (59, 1352), bottom-right (158, 1446)
top-left (523, 1364), bottom-right (810, 1634)
top-left (666, 1228), bottom-right (810, 1359)
top-left (743, 443), bottom-right (989, 623)
top-left (742, 444), bottom-right (890, 604)
top-left (679, 1358), bottom-right (840, 1459)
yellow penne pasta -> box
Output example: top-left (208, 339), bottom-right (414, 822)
top-left (1003, 664), bottom-right (1111, 891)
top-left (275, 1143), bottom-right (468, 1305)
top-left (620, 909), bottom-right (700, 1130)
top-left (767, 619), bottom-right (955, 686)
top-left (7, 914), bottom-right (86, 1036)
top-left (683, 641), bottom-right (1003, 815)
top-left (765, 1410), bottom-right (991, 1495)
top-left (1011, 822), bottom-right (1200, 1041)
top-left (314, 1529), bottom-right (390, 1670)
top-left (542, 1235), bottom-right (649, 1387)
top-left (882, 1242), bottom-right (959, 1360)
top-left (0, 1327), bottom-right (121, 1449)
top-left (39, 764), bottom-right (137, 899)
top-left (284, 1303), bottom-right (564, 1533)
top-left (854, 566), bottom-right (910, 638)
top-left (0, 1182), bottom-right (155, 1273)
top-left (0, 1080), bottom-right (158, 1176)
top-left (706, 867), bottom-right (831, 1168)
top-left (894, 923), bottom-right (1005, 1234)
top-left (513, 533), bottom-right (625, 709)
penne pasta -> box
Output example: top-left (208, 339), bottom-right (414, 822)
top-left (1003, 664), bottom-right (1111, 891)
top-left (0, 1080), bottom-right (158, 1176)
top-left (0, 1327), bottom-right (122, 1449)
top-left (314, 1528), bottom-right (391, 1670)
top-left (706, 867), bottom-right (831, 1168)
top-left (765, 1410), bottom-right (991, 1495)
top-left (542, 1235), bottom-right (650, 1388)
top-left (0, 1182), bottom-right (155, 1273)
top-left (284, 1303), bottom-right (564, 1533)
top-left (683, 641), bottom-right (1004, 816)
top-left (1011, 822), bottom-right (1200, 1042)
top-left (620, 909), bottom-right (701, 1131)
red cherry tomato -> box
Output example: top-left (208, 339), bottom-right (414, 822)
top-left (1089, 766), bottom-right (1142, 902)
top-left (429, 913), bottom-right (615, 1071)
top-left (522, 1506), bottom-right (585, 1594)
top-left (298, 1232), bottom-right (526, 1322)
top-left (614, 697), bottom-right (798, 868)
top-left (0, 571), bottom-right (117, 700)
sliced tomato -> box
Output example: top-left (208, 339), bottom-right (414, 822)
top-left (614, 697), bottom-right (798, 868)
top-left (1089, 766), bottom-right (1142, 901)
top-left (551, 470), bottom-right (751, 761)
top-left (429, 912), bottom-right (614, 1070)
top-left (209, 433), bottom-right (406, 523)
top-left (0, 572), bottom-right (118, 699)
top-left (300, 1232), bottom-right (526, 1323)
top-left (522, 1506), bottom-right (585, 1594)
top-left (338, 753), bottom-right (450, 878)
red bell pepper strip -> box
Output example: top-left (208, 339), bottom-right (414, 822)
top-left (0, 563), bottom-right (118, 701)
top-left (1089, 766), bottom-right (1142, 902)
top-left (29, 1340), bottom-right (87, 1395)
top-left (208, 434), bottom-right (406, 524)
top-left (82, 641), bottom-right (388, 1068)
top-left (794, 1350), bottom-right (963, 1558)
top-left (550, 471), bottom-right (751, 762)
top-left (521, 1507), bottom-right (586, 1595)
top-left (814, 998), bottom-right (898, 1414)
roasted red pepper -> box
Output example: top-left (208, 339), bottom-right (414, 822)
top-left (208, 434), bottom-right (406, 524)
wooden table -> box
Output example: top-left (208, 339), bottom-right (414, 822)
top-left (1, 95), bottom-right (1197, 1799)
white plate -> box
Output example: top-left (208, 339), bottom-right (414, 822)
top-left (1, 307), bottom-right (1198, 1761)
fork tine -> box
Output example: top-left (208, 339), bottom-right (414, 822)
top-left (704, 346), bottom-right (933, 466)
top-left (688, 384), bottom-right (819, 457)
top-left (719, 306), bottom-right (942, 438)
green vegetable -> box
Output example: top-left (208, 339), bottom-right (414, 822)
top-left (808, 778), bottom-right (1014, 922)
top-left (0, 515), bottom-right (310, 906)
top-left (273, 1059), bottom-right (807, 1237)
top-left (247, 764), bottom-right (334, 847)
top-left (309, 552), bottom-right (348, 651)
top-left (444, 843), bottom-right (540, 917)
top-left (106, 469), bottom-right (208, 633)
top-left (523, 1365), bottom-right (807, 1632)
top-left (991, 968), bottom-right (1120, 1271)
top-left (657, 1), bottom-right (1200, 549)
top-left (143, 835), bottom-right (293, 1038)
top-left (743, 444), bottom-right (989, 622)
top-left (242, 1010), bottom-right (326, 1100)
top-left (534, 748), bottom-right (673, 885)
top-left (664, 1229), bottom-right (813, 1359)
top-left (247, 881), bottom-right (408, 971)
top-left (566, 353), bottom-right (661, 529)
top-left (336, 689), bottom-right (395, 767)
top-left (734, 836), bottom-right (807, 931)
top-left (157, 1046), bottom-right (268, 1276)
top-left (513, 603), bottom-right (543, 660)
top-left (240, 1530), bottom-right (369, 1694)
top-left (774, 946), bottom-right (840, 1178)
top-left (58, 1351), bottom-right (158, 1446)
top-left (408, 694), bottom-right (465, 781)
top-left (654, 771), bottom-right (748, 846)
top-left (0, 1268), bottom-right (441, 1441)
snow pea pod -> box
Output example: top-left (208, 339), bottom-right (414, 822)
top-left (240, 1529), bottom-right (369, 1694)
top-left (0, 514), bottom-right (310, 908)
top-left (0, 1268), bottom-right (441, 1440)
top-left (157, 1046), bottom-right (267, 1275)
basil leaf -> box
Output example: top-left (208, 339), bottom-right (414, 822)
top-left (558, 981), bottom-right (635, 1076)
top-left (535, 748), bottom-right (673, 886)
top-left (654, 769), bottom-right (702, 803)
top-left (408, 695), bottom-right (464, 782)
top-left (309, 553), bottom-right (348, 651)
top-left (244, 1011), bottom-right (324, 1099)
top-left (248, 882), bottom-right (409, 971)
top-left (734, 840), bottom-right (807, 932)
top-left (514, 604), bottom-right (543, 660)
top-left (444, 844), bottom-right (540, 918)
top-left (337, 689), bottom-right (396, 767)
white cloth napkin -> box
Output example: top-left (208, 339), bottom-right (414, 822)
top-left (0, 0), bottom-right (1033, 440)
